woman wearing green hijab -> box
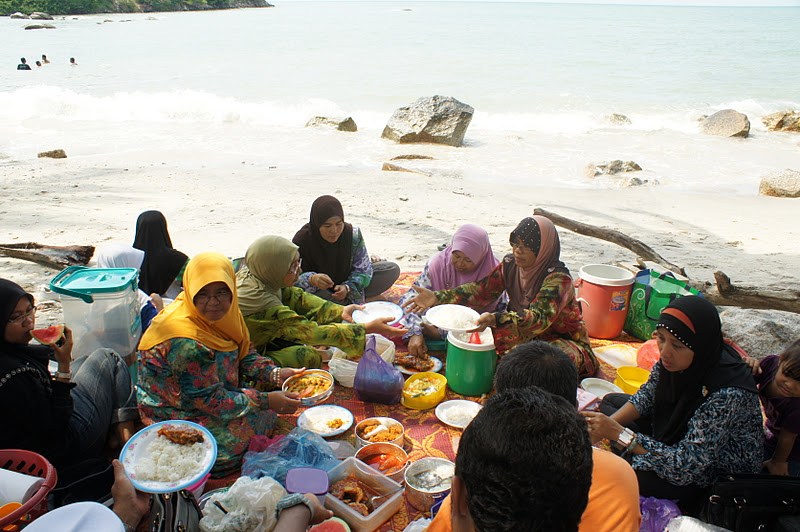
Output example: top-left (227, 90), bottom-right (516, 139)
top-left (237, 236), bottom-right (407, 368)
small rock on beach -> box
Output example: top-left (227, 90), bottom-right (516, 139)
top-left (305, 116), bottom-right (357, 132)
top-left (758, 168), bottom-right (800, 198)
top-left (700, 109), bottom-right (750, 138)
top-left (761, 111), bottom-right (800, 133)
top-left (37, 149), bottom-right (67, 159)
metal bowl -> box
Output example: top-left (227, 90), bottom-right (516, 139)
top-left (355, 442), bottom-right (409, 484)
top-left (354, 417), bottom-right (405, 449)
top-left (404, 457), bottom-right (455, 512)
top-left (282, 369), bottom-right (334, 407)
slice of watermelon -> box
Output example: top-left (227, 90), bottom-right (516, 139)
top-left (30, 324), bottom-right (65, 346)
top-left (308, 517), bottom-right (351, 532)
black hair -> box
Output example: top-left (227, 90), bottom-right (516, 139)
top-left (779, 339), bottom-right (800, 381)
top-left (494, 340), bottom-right (578, 404)
top-left (456, 387), bottom-right (592, 532)
top-left (20, 58), bottom-right (26, 63)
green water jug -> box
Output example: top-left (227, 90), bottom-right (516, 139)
top-left (445, 330), bottom-right (497, 396)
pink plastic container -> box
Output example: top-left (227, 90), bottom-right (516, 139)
top-left (187, 473), bottom-right (210, 499)
top-left (576, 265), bottom-right (635, 339)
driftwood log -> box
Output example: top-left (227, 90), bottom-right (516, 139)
top-left (0, 242), bottom-right (94, 269)
top-left (535, 209), bottom-right (800, 314)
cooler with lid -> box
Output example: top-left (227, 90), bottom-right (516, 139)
top-left (49, 266), bottom-right (142, 360)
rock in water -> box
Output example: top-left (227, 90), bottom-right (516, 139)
top-left (700, 109), bottom-right (750, 138)
top-left (29, 11), bottom-right (54, 19)
top-left (605, 113), bottom-right (631, 125)
top-left (720, 307), bottom-right (800, 360)
top-left (758, 168), bottom-right (800, 198)
top-left (38, 149), bottom-right (67, 159)
top-left (761, 111), bottom-right (800, 132)
top-left (305, 116), bottom-right (357, 132)
top-left (382, 95), bottom-right (474, 147)
top-left (25, 23), bottom-right (55, 29)
top-left (584, 160), bottom-right (642, 177)
top-left (10, 12), bottom-right (29, 18)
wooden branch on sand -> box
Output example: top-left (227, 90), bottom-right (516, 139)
top-left (0, 242), bottom-right (94, 269)
top-left (708, 271), bottom-right (800, 314)
top-left (533, 208), bottom-right (687, 277)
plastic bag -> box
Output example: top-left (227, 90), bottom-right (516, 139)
top-left (665, 516), bottom-right (730, 532)
top-left (353, 335), bottom-right (405, 404)
top-left (640, 496), bottom-right (681, 532)
top-left (241, 428), bottom-right (340, 485)
top-left (624, 270), bottom-right (701, 341)
top-left (199, 475), bottom-right (286, 532)
top-left (637, 339), bottom-right (660, 371)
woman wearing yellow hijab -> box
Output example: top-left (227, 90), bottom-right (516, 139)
top-left (137, 252), bottom-right (302, 474)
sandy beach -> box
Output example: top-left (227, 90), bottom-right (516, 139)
top-left (2, 154), bottom-right (799, 325)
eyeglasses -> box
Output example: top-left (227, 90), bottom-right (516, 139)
top-left (290, 258), bottom-right (302, 274)
top-left (8, 305), bottom-right (36, 324)
top-left (511, 241), bottom-right (531, 252)
top-left (194, 290), bottom-right (232, 305)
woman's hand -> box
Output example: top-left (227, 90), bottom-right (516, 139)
top-left (50, 326), bottom-right (74, 369)
top-left (407, 334), bottom-right (428, 358)
top-left (341, 304), bottom-right (363, 323)
top-left (403, 286), bottom-right (438, 314)
top-left (111, 459), bottom-right (151, 530)
top-left (310, 274), bottom-right (334, 290)
top-left (331, 285), bottom-right (348, 300)
top-left (149, 293), bottom-right (164, 312)
top-left (365, 317), bottom-right (408, 338)
top-left (468, 312), bottom-right (496, 333)
top-left (764, 459), bottom-right (789, 476)
top-left (581, 411), bottom-right (624, 445)
top-left (268, 391), bottom-right (302, 414)
top-left (744, 356), bottom-right (762, 375)
top-left (279, 367), bottom-right (305, 387)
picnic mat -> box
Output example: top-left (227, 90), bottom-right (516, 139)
top-left (206, 272), bottom-right (645, 531)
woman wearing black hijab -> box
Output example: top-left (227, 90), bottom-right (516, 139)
top-left (582, 296), bottom-right (762, 514)
top-left (132, 210), bottom-right (188, 298)
top-left (292, 196), bottom-right (399, 304)
top-left (0, 279), bottom-right (138, 466)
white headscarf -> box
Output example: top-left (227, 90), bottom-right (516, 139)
top-left (96, 243), bottom-right (151, 310)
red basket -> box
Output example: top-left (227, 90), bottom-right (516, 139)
top-left (0, 450), bottom-right (57, 529)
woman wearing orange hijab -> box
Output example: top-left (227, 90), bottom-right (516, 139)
top-left (137, 252), bottom-right (302, 474)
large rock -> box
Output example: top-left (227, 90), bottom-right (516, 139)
top-left (25, 23), bottom-right (55, 29)
top-left (584, 160), bottom-right (642, 178)
top-left (10, 12), bottom-right (29, 18)
top-left (758, 168), bottom-right (800, 198)
top-left (720, 307), bottom-right (800, 360)
top-left (37, 149), bottom-right (67, 159)
top-left (305, 116), bottom-right (357, 132)
top-left (762, 111), bottom-right (800, 132)
top-left (29, 11), bottom-right (54, 19)
top-left (700, 109), bottom-right (750, 138)
top-left (381, 95), bottom-right (474, 147)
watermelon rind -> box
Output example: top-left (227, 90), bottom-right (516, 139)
top-left (308, 516), bottom-right (351, 532)
top-left (30, 324), bottom-right (65, 345)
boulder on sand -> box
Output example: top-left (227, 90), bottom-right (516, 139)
top-left (700, 109), bottom-right (750, 138)
top-left (720, 307), bottom-right (800, 360)
top-left (305, 116), bottom-right (357, 132)
top-left (38, 149), bottom-right (67, 159)
top-left (29, 11), bottom-right (54, 19)
top-left (758, 168), bottom-right (800, 198)
top-left (381, 95), bottom-right (474, 147)
top-left (762, 111), bottom-right (800, 133)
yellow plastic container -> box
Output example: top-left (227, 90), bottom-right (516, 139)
top-left (402, 372), bottom-right (447, 410)
top-left (614, 366), bottom-right (651, 394)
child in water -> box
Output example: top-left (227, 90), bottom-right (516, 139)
top-left (746, 339), bottom-right (800, 476)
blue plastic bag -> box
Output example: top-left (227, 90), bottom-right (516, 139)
top-left (241, 428), bottom-right (340, 485)
top-left (640, 496), bottom-right (681, 532)
top-left (353, 335), bottom-right (405, 404)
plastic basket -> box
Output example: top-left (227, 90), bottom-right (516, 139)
top-left (0, 450), bottom-right (58, 529)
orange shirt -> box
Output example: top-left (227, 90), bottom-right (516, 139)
top-left (426, 448), bottom-right (640, 532)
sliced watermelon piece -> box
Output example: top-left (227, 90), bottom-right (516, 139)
top-left (30, 324), bottom-right (65, 345)
top-left (308, 517), bottom-right (351, 532)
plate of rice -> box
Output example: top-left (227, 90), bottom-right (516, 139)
top-left (424, 305), bottom-right (481, 332)
top-left (297, 405), bottom-right (354, 437)
top-left (435, 400), bottom-right (483, 429)
top-left (120, 420), bottom-right (217, 493)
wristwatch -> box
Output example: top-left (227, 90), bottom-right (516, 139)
top-left (275, 493), bottom-right (314, 521)
top-left (616, 428), bottom-right (638, 453)
top-left (52, 371), bottom-right (72, 380)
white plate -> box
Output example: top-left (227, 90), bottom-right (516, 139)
top-left (297, 405), bottom-right (354, 437)
top-left (580, 378), bottom-right (624, 399)
top-left (394, 356), bottom-right (443, 375)
top-left (121, 420), bottom-right (217, 494)
top-left (424, 305), bottom-right (480, 332)
top-left (352, 301), bottom-right (403, 325)
top-left (435, 400), bottom-right (483, 429)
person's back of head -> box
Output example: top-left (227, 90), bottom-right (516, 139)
top-left (20, 58), bottom-right (26, 63)
top-left (494, 339), bottom-right (578, 404)
top-left (453, 387), bottom-right (592, 532)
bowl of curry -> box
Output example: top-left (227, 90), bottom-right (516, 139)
top-left (282, 369), bottom-right (335, 406)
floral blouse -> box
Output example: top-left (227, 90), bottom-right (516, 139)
top-left (244, 286), bottom-right (367, 358)
top-left (137, 338), bottom-right (279, 474)
top-left (630, 363), bottom-right (764, 487)
top-left (296, 225), bottom-right (373, 304)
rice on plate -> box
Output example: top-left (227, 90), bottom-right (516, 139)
top-left (135, 435), bottom-right (206, 483)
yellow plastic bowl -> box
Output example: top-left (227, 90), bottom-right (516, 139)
top-left (402, 372), bottom-right (447, 410)
top-left (614, 366), bottom-right (651, 394)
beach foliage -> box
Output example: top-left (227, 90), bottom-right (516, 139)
top-left (0, 0), bottom-right (249, 14)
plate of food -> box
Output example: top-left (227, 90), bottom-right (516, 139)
top-left (282, 369), bottom-right (334, 406)
top-left (394, 355), bottom-right (443, 375)
top-left (352, 301), bottom-right (403, 326)
top-left (580, 377), bottom-right (624, 399)
top-left (297, 405), bottom-right (354, 437)
top-left (435, 400), bottom-right (482, 429)
top-left (121, 420), bottom-right (217, 494)
top-left (424, 305), bottom-right (480, 332)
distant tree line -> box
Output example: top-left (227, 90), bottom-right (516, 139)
top-left (1, 0), bottom-right (247, 15)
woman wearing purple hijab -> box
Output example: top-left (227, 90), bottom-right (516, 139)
top-left (399, 224), bottom-right (506, 358)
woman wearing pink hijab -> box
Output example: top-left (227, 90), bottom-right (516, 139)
top-left (406, 216), bottom-right (596, 378)
top-left (399, 224), bottom-right (506, 358)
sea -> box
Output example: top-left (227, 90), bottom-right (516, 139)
top-left (2, 1), bottom-right (799, 195)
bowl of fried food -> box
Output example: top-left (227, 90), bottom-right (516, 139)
top-left (354, 417), bottom-right (405, 449)
top-left (282, 369), bottom-right (334, 406)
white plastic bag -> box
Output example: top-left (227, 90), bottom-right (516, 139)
top-left (199, 476), bottom-right (286, 532)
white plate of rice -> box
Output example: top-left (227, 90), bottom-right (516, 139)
top-left (297, 405), bottom-right (354, 437)
top-left (121, 420), bottom-right (217, 493)
top-left (424, 305), bottom-right (481, 332)
top-left (435, 400), bottom-right (483, 429)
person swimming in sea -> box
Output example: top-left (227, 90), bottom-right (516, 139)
top-left (41, 54), bottom-right (50, 64)
top-left (69, 57), bottom-right (77, 66)
top-left (17, 58), bottom-right (31, 70)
